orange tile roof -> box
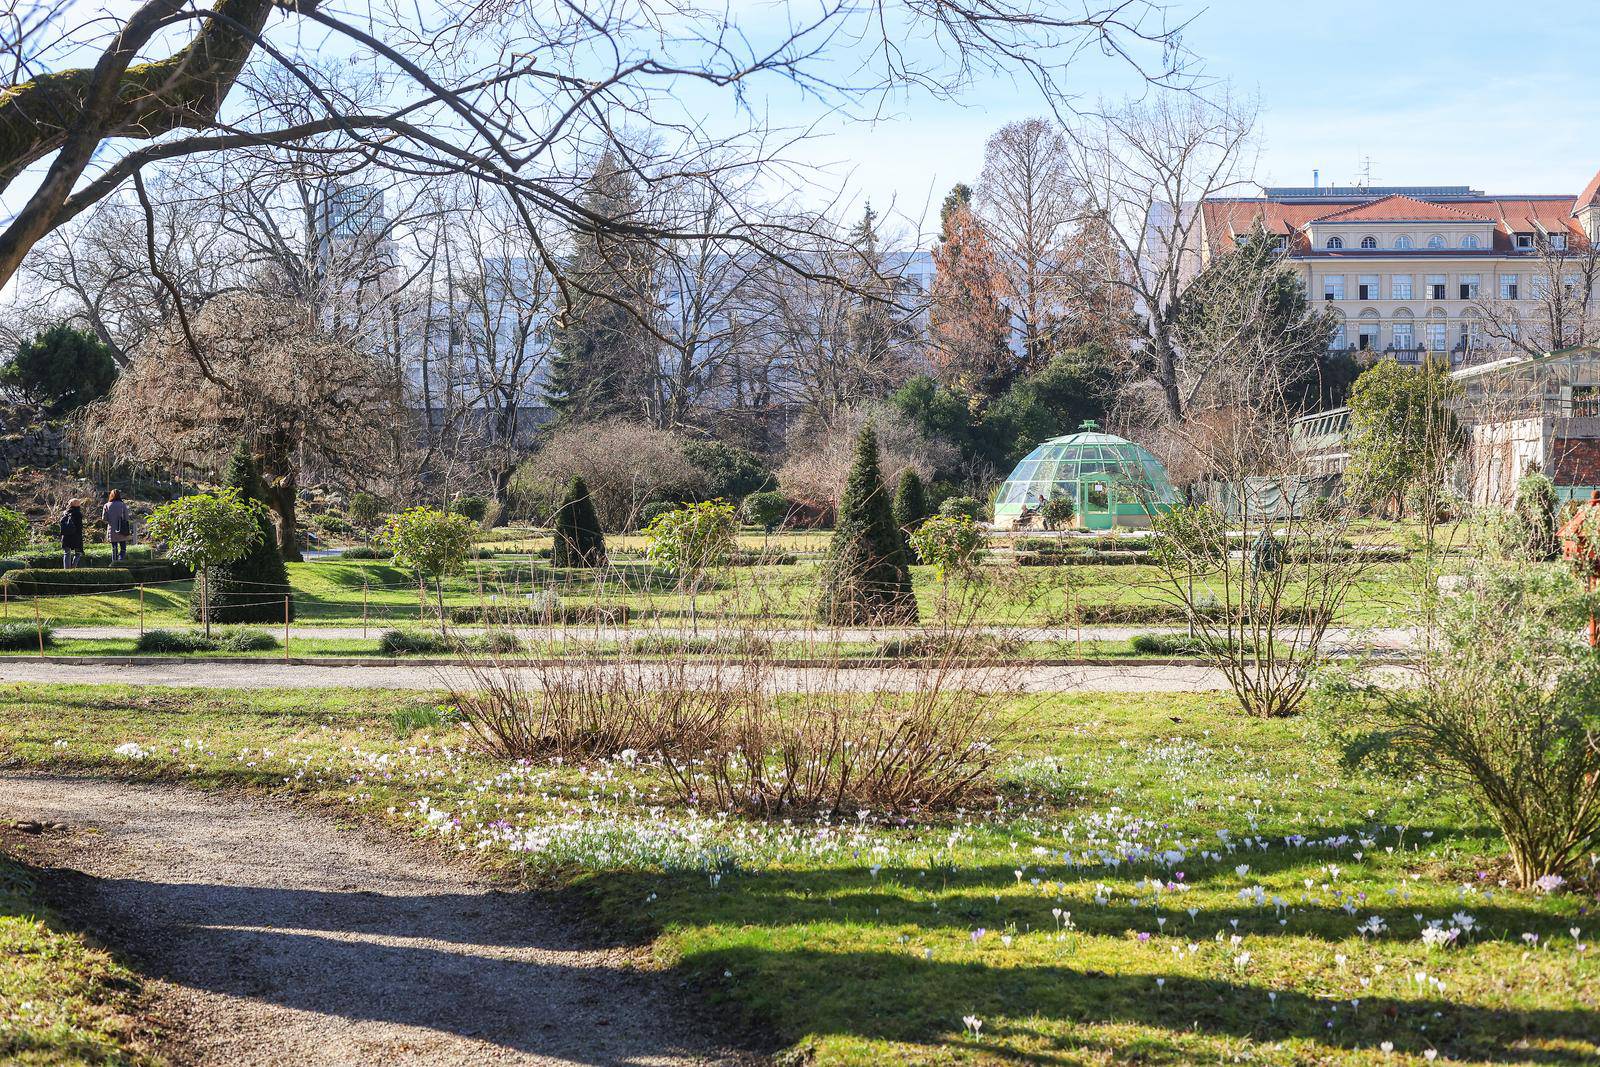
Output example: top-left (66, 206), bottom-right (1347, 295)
top-left (1575, 168), bottom-right (1600, 214)
top-left (1310, 194), bottom-right (1492, 223)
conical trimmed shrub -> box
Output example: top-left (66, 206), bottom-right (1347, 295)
top-left (816, 427), bottom-right (917, 625)
top-left (893, 468), bottom-right (928, 544)
top-left (552, 476), bottom-right (607, 567)
top-left (191, 444), bottom-right (294, 624)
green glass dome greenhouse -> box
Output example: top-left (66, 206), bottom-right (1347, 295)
top-left (992, 423), bottom-right (1182, 530)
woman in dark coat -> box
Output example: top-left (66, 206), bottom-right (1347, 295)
top-left (59, 498), bottom-right (85, 568)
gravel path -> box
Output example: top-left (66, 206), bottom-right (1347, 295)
top-left (51, 623), bottom-right (1416, 650)
top-left (0, 773), bottom-right (756, 1067)
top-left (0, 657), bottom-right (1230, 692)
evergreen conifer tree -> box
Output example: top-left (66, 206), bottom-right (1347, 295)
top-left (816, 427), bottom-right (917, 625)
top-left (190, 443), bottom-right (293, 624)
top-left (552, 476), bottom-right (607, 567)
top-left (545, 151), bottom-right (657, 422)
top-left (893, 468), bottom-right (928, 534)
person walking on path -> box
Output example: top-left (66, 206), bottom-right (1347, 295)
top-left (59, 498), bottom-right (85, 569)
top-left (102, 490), bottom-right (132, 562)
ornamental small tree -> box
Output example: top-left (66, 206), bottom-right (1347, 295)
top-left (1040, 494), bottom-right (1076, 531)
top-left (0, 506), bottom-right (28, 560)
top-left (816, 427), bottom-right (917, 626)
top-left (908, 513), bottom-right (987, 609)
top-left (192, 444), bottom-right (293, 625)
top-left (1512, 469), bottom-right (1560, 562)
top-left (552, 476), bottom-right (607, 567)
top-left (379, 507), bottom-right (477, 634)
top-left (740, 490), bottom-right (789, 550)
top-left (644, 500), bottom-right (738, 633)
top-left (893, 469), bottom-right (928, 544)
top-left (144, 488), bottom-right (263, 636)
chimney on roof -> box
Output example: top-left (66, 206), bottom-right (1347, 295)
top-left (1313, 169), bottom-right (1319, 192)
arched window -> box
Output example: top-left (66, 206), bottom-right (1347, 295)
top-left (1460, 234), bottom-right (1481, 249)
top-left (1360, 236), bottom-right (1378, 249)
top-left (1427, 234), bottom-right (1446, 249)
top-left (1393, 235), bottom-right (1413, 250)
top-left (1326, 236), bottom-right (1344, 250)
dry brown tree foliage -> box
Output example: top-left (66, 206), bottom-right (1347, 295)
top-left (514, 418), bottom-right (703, 530)
top-left (78, 292), bottom-right (398, 554)
top-left (777, 405), bottom-right (954, 517)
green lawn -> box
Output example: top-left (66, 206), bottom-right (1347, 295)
top-left (0, 684), bottom-right (1593, 1064)
top-left (0, 850), bottom-right (152, 1064)
top-left (9, 552), bottom-right (1444, 632)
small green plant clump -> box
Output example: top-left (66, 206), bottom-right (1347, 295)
top-left (0, 621), bottom-right (53, 651)
top-left (908, 513), bottom-right (987, 579)
top-left (740, 490), bottom-right (789, 534)
top-left (136, 628), bottom-right (279, 653)
top-left (938, 495), bottom-right (983, 521)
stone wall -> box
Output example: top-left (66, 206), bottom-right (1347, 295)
top-left (0, 405), bottom-right (71, 476)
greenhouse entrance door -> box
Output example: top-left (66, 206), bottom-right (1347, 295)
top-left (1079, 478), bottom-right (1116, 530)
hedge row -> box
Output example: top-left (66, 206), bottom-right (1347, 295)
top-left (1072, 604), bottom-right (1332, 625)
top-left (0, 561), bottom-right (188, 597)
top-left (446, 603), bottom-right (633, 626)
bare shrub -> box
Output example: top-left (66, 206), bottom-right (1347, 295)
top-left (513, 420), bottom-right (703, 530)
top-left (777, 404), bottom-right (956, 517)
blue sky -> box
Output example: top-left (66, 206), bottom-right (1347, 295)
top-left (805, 0), bottom-right (1600, 233)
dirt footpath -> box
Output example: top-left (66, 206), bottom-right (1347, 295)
top-left (1, 773), bottom-right (758, 1066)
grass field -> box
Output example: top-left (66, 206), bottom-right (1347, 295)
top-left (1, 684), bottom-right (1593, 1064)
top-left (5, 549), bottom-right (1448, 634)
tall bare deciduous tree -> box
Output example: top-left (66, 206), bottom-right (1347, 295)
top-left (1064, 90), bottom-right (1259, 422)
top-left (1, 0), bottom-right (1189, 293)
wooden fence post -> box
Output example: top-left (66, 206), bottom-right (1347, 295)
top-left (362, 580), bottom-right (369, 638)
top-left (284, 596), bottom-right (291, 661)
top-left (138, 583), bottom-right (145, 636)
top-left (33, 596), bottom-right (44, 655)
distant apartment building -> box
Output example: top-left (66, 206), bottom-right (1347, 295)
top-left (1199, 177), bottom-right (1600, 366)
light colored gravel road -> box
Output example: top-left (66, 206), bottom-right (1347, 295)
top-left (0, 657), bottom-right (1230, 692)
top-left (0, 773), bottom-right (757, 1067)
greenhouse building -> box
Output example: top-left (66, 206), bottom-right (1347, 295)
top-left (992, 423), bottom-right (1183, 530)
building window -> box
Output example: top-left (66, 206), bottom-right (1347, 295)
top-left (1515, 232), bottom-right (1535, 250)
top-left (1323, 275), bottom-right (1345, 300)
top-left (1573, 385), bottom-right (1600, 417)
top-left (1393, 235), bottom-right (1413, 250)
top-left (1358, 275), bottom-right (1379, 301)
top-left (1331, 322), bottom-right (1346, 349)
top-left (1458, 274), bottom-right (1480, 300)
top-left (1272, 236), bottom-right (1287, 251)
top-left (1500, 274), bottom-right (1519, 300)
top-left (1550, 233), bottom-right (1568, 251)
top-left (1532, 275), bottom-right (1551, 300)
top-left (1460, 234), bottom-right (1481, 250)
top-left (1325, 236), bottom-right (1344, 250)
top-left (1358, 323), bottom-right (1379, 351)
top-left (1427, 275), bottom-right (1447, 300)
top-left (1563, 273), bottom-right (1582, 295)
top-left (1427, 234), bottom-right (1446, 249)
top-left (1427, 322), bottom-right (1447, 350)
top-left (1360, 236), bottom-right (1378, 249)
top-left (1391, 274), bottom-right (1413, 299)
top-left (1392, 321), bottom-right (1414, 350)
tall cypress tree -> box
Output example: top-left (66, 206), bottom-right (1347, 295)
top-left (816, 427), bottom-right (917, 625)
top-left (552, 476), bottom-right (607, 568)
top-left (546, 150), bottom-right (657, 422)
top-left (191, 443), bottom-right (293, 623)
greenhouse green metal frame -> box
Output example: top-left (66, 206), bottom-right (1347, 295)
top-left (991, 425), bottom-right (1182, 530)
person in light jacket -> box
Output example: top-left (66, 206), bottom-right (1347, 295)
top-left (102, 489), bottom-right (132, 562)
top-left (59, 498), bottom-right (85, 569)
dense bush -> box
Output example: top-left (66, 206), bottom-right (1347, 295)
top-left (514, 420), bottom-right (702, 529)
top-left (893, 469), bottom-right (929, 533)
top-left (1128, 633), bottom-right (1213, 656)
top-left (938, 496), bottom-right (983, 521)
top-left (683, 440), bottom-right (774, 502)
top-left (450, 494), bottom-right (490, 524)
top-left (2, 324), bottom-right (119, 415)
top-left (378, 629), bottom-right (456, 656)
top-left (637, 501), bottom-right (679, 529)
top-left (741, 490), bottom-right (789, 533)
top-left (0, 621), bottom-right (53, 650)
top-left (447, 602), bottom-right (631, 626)
top-left (1, 567), bottom-right (136, 597)
top-left (195, 446), bottom-right (294, 625)
top-left (136, 628), bottom-right (280, 653)
top-left (340, 546), bottom-right (394, 560)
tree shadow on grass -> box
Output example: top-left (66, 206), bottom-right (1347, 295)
top-left (679, 943), bottom-right (1598, 1065)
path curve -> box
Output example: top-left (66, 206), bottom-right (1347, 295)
top-left (0, 657), bottom-right (1230, 692)
top-left (0, 773), bottom-right (756, 1067)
